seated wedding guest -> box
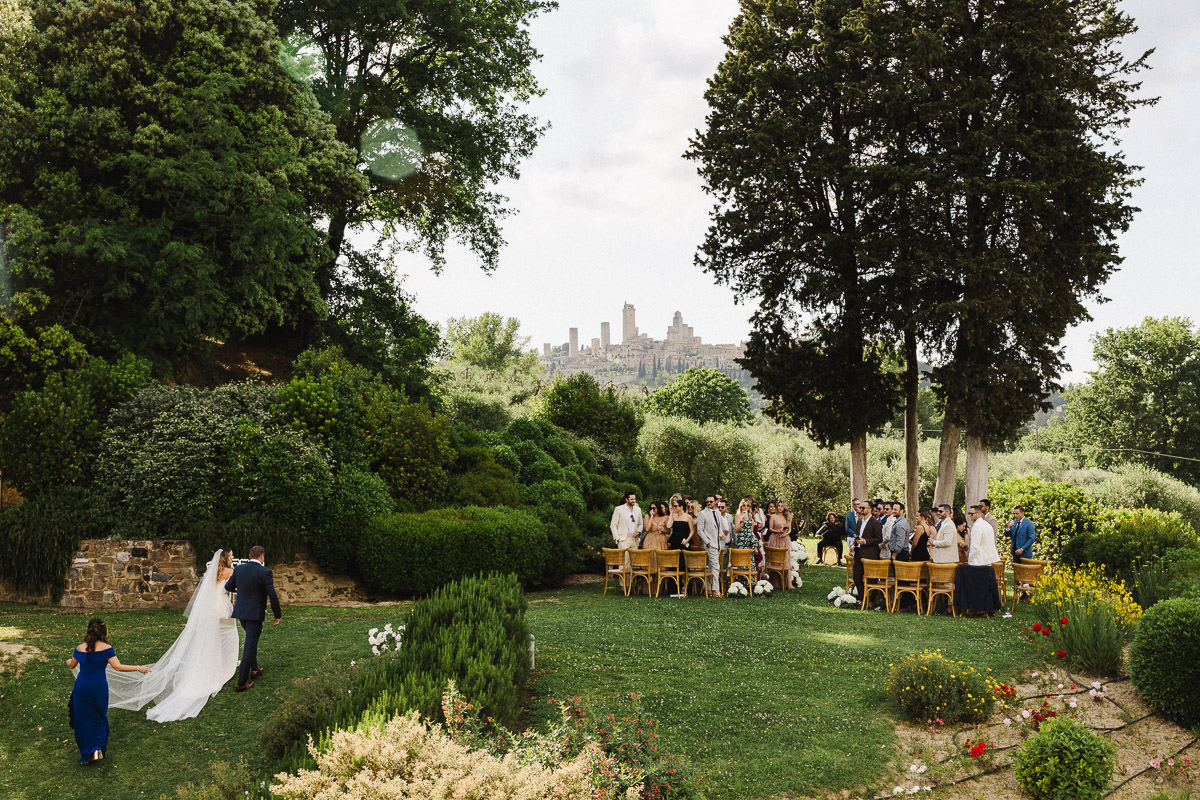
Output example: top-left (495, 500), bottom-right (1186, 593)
top-left (967, 505), bottom-right (1001, 565)
top-left (815, 512), bottom-right (846, 565)
top-left (910, 510), bottom-right (935, 561)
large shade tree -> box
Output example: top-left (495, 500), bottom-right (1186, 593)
top-left (0, 0), bottom-right (363, 365)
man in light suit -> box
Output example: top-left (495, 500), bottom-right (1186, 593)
top-left (224, 545), bottom-right (282, 692)
top-left (697, 495), bottom-right (726, 595)
top-left (609, 491), bottom-right (642, 551)
top-left (981, 498), bottom-right (1000, 537)
top-left (1007, 505), bottom-right (1037, 564)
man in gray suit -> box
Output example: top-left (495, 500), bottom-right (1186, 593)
top-left (887, 502), bottom-right (913, 561)
top-left (696, 495), bottom-right (726, 596)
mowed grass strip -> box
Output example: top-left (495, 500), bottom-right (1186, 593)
top-left (524, 565), bottom-right (1036, 799)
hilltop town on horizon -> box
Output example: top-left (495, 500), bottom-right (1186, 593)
top-left (538, 303), bottom-right (751, 391)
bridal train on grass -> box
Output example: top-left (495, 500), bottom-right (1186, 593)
top-left (77, 549), bottom-right (239, 723)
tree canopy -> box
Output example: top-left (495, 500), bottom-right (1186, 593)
top-left (0, 0), bottom-right (362, 364)
top-left (643, 367), bottom-right (754, 426)
top-left (445, 312), bottom-right (539, 373)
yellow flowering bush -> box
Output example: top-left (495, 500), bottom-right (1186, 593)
top-left (1033, 564), bottom-right (1142, 636)
top-left (885, 650), bottom-right (997, 724)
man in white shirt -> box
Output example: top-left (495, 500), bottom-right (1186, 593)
top-left (609, 492), bottom-right (642, 552)
top-left (880, 501), bottom-right (897, 558)
top-left (696, 495), bottom-right (725, 596)
top-left (967, 504), bottom-right (1001, 565)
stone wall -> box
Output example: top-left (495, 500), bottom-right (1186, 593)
top-left (0, 539), bottom-right (366, 609)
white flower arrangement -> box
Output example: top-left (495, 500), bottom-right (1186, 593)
top-left (727, 581), bottom-right (749, 597)
top-left (754, 579), bottom-right (774, 596)
top-left (827, 585), bottom-right (859, 607)
top-left (368, 623), bottom-right (405, 655)
top-left (790, 546), bottom-right (805, 587)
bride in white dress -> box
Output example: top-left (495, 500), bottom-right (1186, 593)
top-left (96, 549), bottom-right (240, 722)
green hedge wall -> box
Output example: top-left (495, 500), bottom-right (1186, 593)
top-left (358, 506), bottom-right (547, 596)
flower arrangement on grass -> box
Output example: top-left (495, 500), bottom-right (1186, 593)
top-left (790, 544), bottom-right (805, 588)
top-left (727, 581), bottom-right (749, 598)
top-left (827, 586), bottom-right (859, 608)
top-left (754, 579), bottom-right (774, 596)
top-left (885, 650), bottom-right (997, 724)
top-left (367, 623), bottom-right (404, 655)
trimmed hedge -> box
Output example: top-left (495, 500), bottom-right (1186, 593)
top-left (0, 495), bottom-right (85, 601)
top-left (309, 468), bottom-right (396, 575)
top-left (1128, 597), bottom-right (1200, 727)
top-left (358, 506), bottom-right (547, 596)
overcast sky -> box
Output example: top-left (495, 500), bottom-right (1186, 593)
top-left (395, 0), bottom-right (1200, 383)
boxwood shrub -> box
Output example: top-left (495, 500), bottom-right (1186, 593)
top-left (1128, 597), bottom-right (1200, 727)
top-left (1013, 717), bottom-right (1115, 800)
top-left (358, 506), bottom-right (547, 596)
top-left (309, 468), bottom-right (396, 575)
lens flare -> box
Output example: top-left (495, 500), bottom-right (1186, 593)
top-left (360, 118), bottom-right (423, 182)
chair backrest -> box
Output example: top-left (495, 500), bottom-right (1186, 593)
top-left (894, 560), bottom-right (926, 582)
top-left (927, 563), bottom-right (958, 586)
top-left (728, 548), bottom-right (754, 568)
top-left (655, 549), bottom-right (682, 572)
top-left (682, 550), bottom-right (707, 572)
top-left (602, 548), bottom-right (627, 569)
top-left (764, 546), bottom-right (789, 568)
top-left (862, 559), bottom-right (891, 580)
top-left (1013, 562), bottom-right (1045, 586)
top-left (628, 549), bottom-right (653, 570)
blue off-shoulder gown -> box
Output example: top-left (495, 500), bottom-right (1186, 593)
top-left (70, 646), bottom-right (112, 763)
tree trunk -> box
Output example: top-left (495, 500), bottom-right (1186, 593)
top-left (904, 329), bottom-right (919, 519)
top-left (850, 431), bottom-right (867, 503)
top-left (965, 431), bottom-right (988, 508)
top-left (933, 420), bottom-right (960, 507)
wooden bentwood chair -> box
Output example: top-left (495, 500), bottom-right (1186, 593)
top-left (926, 562), bottom-right (958, 616)
top-left (627, 549), bottom-right (655, 597)
top-left (601, 547), bottom-right (631, 597)
top-left (860, 559), bottom-right (893, 611)
top-left (654, 549), bottom-right (685, 598)
top-left (891, 560), bottom-right (928, 614)
top-left (763, 546), bottom-right (792, 591)
top-left (992, 557), bottom-right (1008, 606)
top-left (1011, 561), bottom-right (1047, 613)
top-left (682, 550), bottom-right (711, 598)
top-left (725, 547), bottom-right (755, 597)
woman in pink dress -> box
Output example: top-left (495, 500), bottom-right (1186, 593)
top-left (767, 501), bottom-right (792, 579)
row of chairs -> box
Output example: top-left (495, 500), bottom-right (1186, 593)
top-left (846, 557), bottom-right (1047, 614)
top-left (603, 547), bottom-right (794, 598)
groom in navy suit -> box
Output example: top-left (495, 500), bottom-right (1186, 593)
top-left (224, 545), bottom-right (282, 692)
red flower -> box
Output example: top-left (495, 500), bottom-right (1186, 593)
top-left (1032, 623), bottom-right (1042, 633)
top-left (1055, 650), bottom-right (1066, 659)
top-left (1042, 628), bottom-right (1051, 637)
top-left (1060, 616), bottom-right (1069, 625)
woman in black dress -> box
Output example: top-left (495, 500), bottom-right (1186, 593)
top-left (909, 510), bottom-right (935, 562)
top-left (665, 497), bottom-right (695, 593)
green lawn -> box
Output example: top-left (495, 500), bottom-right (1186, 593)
top-left (1, 564), bottom-right (1037, 799)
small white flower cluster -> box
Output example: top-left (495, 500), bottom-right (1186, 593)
top-left (908, 763), bottom-right (928, 775)
top-left (367, 623), bottom-right (405, 656)
top-left (827, 585), bottom-right (860, 607)
top-left (1088, 680), bottom-right (1107, 701)
top-left (754, 579), bottom-right (774, 596)
top-left (727, 581), bottom-right (749, 597)
top-left (790, 544), bottom-right (805, 587)
top-left (893, 785), bottom-right (932, 795)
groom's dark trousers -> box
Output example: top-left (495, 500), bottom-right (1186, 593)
top-left (224, 559), bottom-right (281, 686)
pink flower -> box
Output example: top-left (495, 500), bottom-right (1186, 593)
top-left (1150, 759), bottom-right (1162, 769)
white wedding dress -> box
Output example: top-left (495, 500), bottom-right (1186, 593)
top-left (93, 549), bottom-right (240, 722)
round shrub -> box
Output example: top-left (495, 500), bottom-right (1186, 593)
top-left (0, 492), bottom-right (86, 601)
top-left (539, 434), bottom-right (578, 467)
top-left (489, 443), bottom-right (522, 476)
top-left (366, 398), bottom-right (455, 509)
top-left (521, 454), bottom-right (566, 485)
top-left (309, 468), bottom-right (396, 575)
top-left (1128, 597), bottom-right (1200, 727)
top-left (508, 439), bottom-right (543, 468)
top-left (503, 417), bottom-right (546, 446)
top-left (448, 460), bottom-right (521, 508)
top-left (357, 507), bottom-right (548, 596)
top-left (521, 479), bottom-right (586, 522)
top-left (1013, 717), bottom-right (1116, 800)
top-left (532, 372), bottom-right (642, 457)
top-left (884, 650), bottom-right (995, 724)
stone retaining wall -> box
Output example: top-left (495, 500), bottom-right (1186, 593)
top-left (0, 539), bottom-right (366, 609)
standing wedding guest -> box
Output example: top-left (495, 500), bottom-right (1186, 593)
top-left (930, 505), bottom-right (960, 564)
top-left (880, 501), bottom-right (897, 557)
top-left (910, 510), bottom-right (935, 562)
top-left (887, 502), bottom-right (912, 561)
top-left (642, 502), bottom-right (665, 569)
top-left (609, 491), bottom-right (643, 551)
top-left (666, 497), bottom-right (695, 591)
top-left (844, 499), bottom-right (859, 559)
top-left (717, 498), bottom-right (734, 549)
top-left (67, 619), bottom-right (150, 764)
top-left (853, 499), bottom-right (883, 596)
top-left (685, 498), bottom-right (705, 550)
top-left (697, 495), bottom-right (725, 596)
top-left (967, 505), bottom-right (1001, 565)
top-left (980, 498), bottom-right (1000, 537)
top-left (1006, 505), bottom-right (1037, 564)
top-left (815, 512), bottom-right (846, 565)
top-left (953, 507), bottom-right (970, 562)
top-left (732, 497), bottom-right (758, 585)
top-left (767, 502), bottom-right (792, 552)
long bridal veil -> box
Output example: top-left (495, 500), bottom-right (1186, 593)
top-left (100, 549), bottom-right (239, 722)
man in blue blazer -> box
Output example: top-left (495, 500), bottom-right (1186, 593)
top-left (1007, 506), bottom-right (1037, 564)
top-left (224, 545), bottom-right (282, 691)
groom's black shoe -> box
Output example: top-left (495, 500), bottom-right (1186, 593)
top-left (250, 668), bottom-right (264, 679)
top-left (235, 682), bottom-right (254, 692)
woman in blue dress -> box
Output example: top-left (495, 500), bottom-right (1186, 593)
top-left (66, 619), bottom-right (149, 764)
